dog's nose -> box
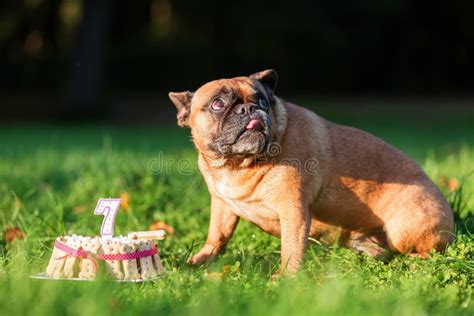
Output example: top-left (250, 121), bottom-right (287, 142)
top-left (235, 103), bottom-right (257, 115)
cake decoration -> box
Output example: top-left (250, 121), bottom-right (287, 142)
top-left (34, 198), bottom-right (167, 282)
top-left (94, 198), bottom-right (122, 238)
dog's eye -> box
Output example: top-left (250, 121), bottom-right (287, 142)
top-left (211, 98), bottom-right (225, 111)
top-left (258, 98), bottom-right (269, 111)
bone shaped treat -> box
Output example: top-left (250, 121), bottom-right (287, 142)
top-left (46, 237), bottom-right (69, 278)
top-left (102, 239), bottom-right (124, 280)
top-left (137, 240), bottom-right (158, 279)
top-left (120, 241), bottom-right (141, 280)
top-left (62, 237), bottom-right (82, 278)
top-left (78, 237), bottom-right (101, 279)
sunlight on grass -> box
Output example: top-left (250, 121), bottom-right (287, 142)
top-left (0, 121), bottom-right (472, 315)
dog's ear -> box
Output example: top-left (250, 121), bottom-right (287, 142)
top-left (249, 69), bottom-right (278, 92)
top-left (168, 91), bottom-right (194, 128)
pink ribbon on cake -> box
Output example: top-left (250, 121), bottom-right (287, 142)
top-left (54, 240), bottom-right (158, 262)
top-left (54, 240), bottom-right (99, 272)
top-left (97, 247), bottom-right (157, 261)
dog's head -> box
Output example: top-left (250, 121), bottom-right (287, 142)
top-left (169, 70), bottom-right (281, 160)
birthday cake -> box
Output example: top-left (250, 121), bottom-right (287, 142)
top-left (45, 231), bottom-right (165, 281)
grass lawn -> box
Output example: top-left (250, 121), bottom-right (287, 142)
top-left (0, 103), bottom-right (473, 315)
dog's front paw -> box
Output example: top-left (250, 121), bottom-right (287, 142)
top-left (271, 262), bottom-right (301, 280)
top-left (187, 244), bottom-right (219, 266)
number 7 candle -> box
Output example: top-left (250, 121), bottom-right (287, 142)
top-left (94, 198), bottom-right (122, 238)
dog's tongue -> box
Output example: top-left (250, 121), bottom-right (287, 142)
top-left (246, 119), bottom-right (262, 130)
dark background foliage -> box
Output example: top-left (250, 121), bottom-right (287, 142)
top-left (0, 0), bottom-right (473, 121)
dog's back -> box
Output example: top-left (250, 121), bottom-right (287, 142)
top-left (282, 100), bottom-right (454, 256)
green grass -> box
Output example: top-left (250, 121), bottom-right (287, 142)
top-left (0, 105), bottom-right (473, 315)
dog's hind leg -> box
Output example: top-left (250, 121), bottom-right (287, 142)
top-left (382, 181), bottom-right (454, 257)
top-left (384, 214), bottom-right (453, 257)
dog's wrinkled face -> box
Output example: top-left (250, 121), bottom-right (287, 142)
top-left (169, 70), bottom-right (278, 159)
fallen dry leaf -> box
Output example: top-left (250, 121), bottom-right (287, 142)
top-left (73, 205), bottom-right (86, 214)
top-left (222, 265), bottom-right (231, 274)
top-left (447, 178), bottom-right (459, 192)
top-left (222, 264), bottom-right (239, 275)
top-left (120, 192), bottom-right (130, 212)
top-left (4, 226), bottom-right (25, 243)
top-left (149, 220), bottom-right (175, 236)
top-left (439, 176), bottom-right (460, 192)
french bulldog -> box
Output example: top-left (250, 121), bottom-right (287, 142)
top-left (169, 69), bottom-right (454, 275)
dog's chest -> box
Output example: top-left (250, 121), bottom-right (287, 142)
top-left (212, 172), bottom-right (279, 224)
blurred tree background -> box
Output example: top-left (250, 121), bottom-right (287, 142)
top-left (0, 0), bottom-right (473, 121)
